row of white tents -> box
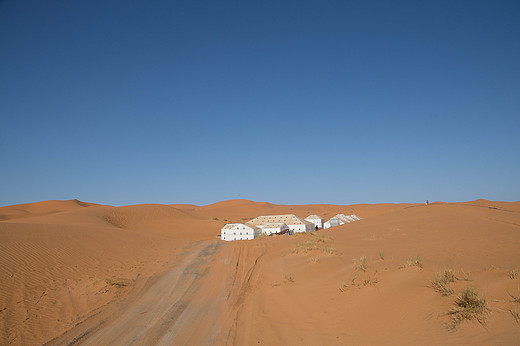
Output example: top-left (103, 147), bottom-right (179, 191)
top-left (221, 213), bottom-right (361, 241)
top-left (323, 213), bottom-right (361, 228)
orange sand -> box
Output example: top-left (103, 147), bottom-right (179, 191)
top-left (1, 199), bottom-right (519, 344)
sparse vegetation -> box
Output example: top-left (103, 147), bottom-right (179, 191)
top-left (212, 217), bottom-right (219, 221)
top-left (379, 251), bottom-right (385, 260)
top-left (321, 246), bottom-right (336, 254)
top-left (510, 307), bottom-right (520, 323)
top-left (283, 274), bottom-right (295, 283)
top-left (291, 239), bottom-right (314, 253)
top-left (340, 272), bottom-right (379, 291)
top-left (291, 234), bottom-right (336, 254)
top-left (510, 291), bottom-right (520, 304)
top-left (356, 256), bottom-right (368, 272)
top-left (362, 275), bottom-right (379, 286)
top-left (402, 255), bottom-right (423, 269)
top-left (106, 279), bottom-right (129, 288)
top-left (314, 233), bottom-right (332, 243)
top-left (310, 256), bottom-right (319, 263)
top-left (448, 287), bottom-right (489, 329)
top-left (459, 269), bottom-right (471, 281)
top-left (508, 269), bottom-right (518, 279)
top-left (432, 268), bottom-right (456, 296)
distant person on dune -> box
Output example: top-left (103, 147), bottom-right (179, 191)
top-left (426, 200), bottom-right (429, 206)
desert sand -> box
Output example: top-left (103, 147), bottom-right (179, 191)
top-left (1, 198), bottom-right (520, 344)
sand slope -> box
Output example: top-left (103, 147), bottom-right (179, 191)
top-left (0, 201), bottom-right (208, 344)
top-left (1, 199), bottom-right (519, 344)
top-left (229, 201), bottom-right (520, 344)
top-left (0, 199), bottom-right (98, 221)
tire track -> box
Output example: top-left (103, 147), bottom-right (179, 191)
top-left (45, 241), bottom-right (221, 345)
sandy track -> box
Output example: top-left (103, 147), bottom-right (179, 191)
top-left (45, 241), bottom-right (224, 345)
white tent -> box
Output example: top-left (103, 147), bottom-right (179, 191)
top-left (324, 214), bottom-right (361, 229)
top-left (304, 215), bottom-right (324, 229)
top-left (260, 222), bottom-right (289, 235)
top-left (247, 214), bottom-right (314, 233)
top-left (221, 223), bottom-right (261, 241)
top-left (324, 217), bottom-right (341, 229)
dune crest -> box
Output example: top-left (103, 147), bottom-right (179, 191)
top-left (0, 199), bottom-right (98, 221)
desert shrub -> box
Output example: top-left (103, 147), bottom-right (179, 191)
top-left (379, 251), bottom-right (385, 260)
top-left (448, 287), bottom-right (489, 329)
top-left (432, 268), bottom-right (455, 296)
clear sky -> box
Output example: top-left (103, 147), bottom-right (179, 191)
top-left (1, 0), bottom-right (519, 207)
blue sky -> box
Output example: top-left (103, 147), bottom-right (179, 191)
top-left (1, 0), bottom-right (519, 207)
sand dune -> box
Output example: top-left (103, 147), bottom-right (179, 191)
top-left (228, 201), bottom-right (520, 344)
top-left (0, 199), bottom-right (98, 221)
top-left (0, 201), bottom-right (205, 344)
top-left (1, 199), bottom-right (519, 344)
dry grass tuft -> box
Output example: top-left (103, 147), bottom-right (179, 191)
top-left (508, 269), bottom-right (518, 279)
top-left (459, 269), bottom-right (471, 281)
top-left (321, 245), bottom-right (337, 254)
top-left (291, 234), bottom-right (335, 254)
top-left (105, 278), bottom-right (130, 288)
top-left (283, 274), bottom-right (295, 283)
top-left (339, 283), bottom-right (349, 292)
top-left (355, 256), bottom-right (368, 272)
top-left (448, 287), bottom-right (489, 329)
top-left (432, 268), bottom-right (456, 296)
top-left (362, 275), bottom-right (379, 286)
top-left (401, 255), bottom-right (423, 269)
top-left (313, 233), bottom-right (333, 242)
top-left (292, 239), bottom-right (318, 253)
top-left (511, 307), bottom-right (520, 323)
top-left (342, 272), bottom-right (379, 290)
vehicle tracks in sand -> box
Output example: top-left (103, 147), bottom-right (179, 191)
top-left (45, 239), bottom-right (270, 345)
top-left (45, 241), bottom-right (223, 345)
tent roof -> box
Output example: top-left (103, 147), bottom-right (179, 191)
top-left (247, 214), bottom-right (312, 227)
